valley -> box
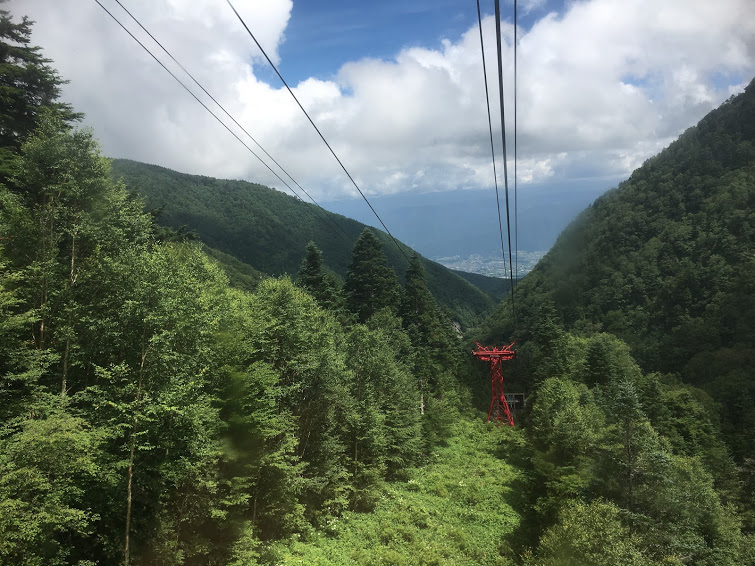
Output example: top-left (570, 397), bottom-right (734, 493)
top-left (1, 3), bottom-right (754, 565)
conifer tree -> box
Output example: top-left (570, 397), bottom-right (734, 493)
top-left (296, 241), bottom-right (339, 310)
top-left (400, 253), bottom-right (454, 351)
top-left (0, 6), bottom-right (80, 182)
top-left (344, 228), bottom-right (400, 323)
top-left (400, 254), bottom-right (434, 325)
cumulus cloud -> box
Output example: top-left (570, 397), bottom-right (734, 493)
top-left (9, 0), bottom-right (755, 200)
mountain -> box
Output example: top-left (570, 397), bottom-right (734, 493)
top-left (109, 159), bottom-right (496, 329)
top-left (476, 78), bottom-right (755, 459)
top-left (451, 268), bottom-right (511, 302)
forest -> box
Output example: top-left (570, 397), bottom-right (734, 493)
top-left (2, 6), bottom-right (755, 565)
top-left (107, 158), bottom-right (499, 331)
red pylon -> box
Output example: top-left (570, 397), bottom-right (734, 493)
top-left (473, 341), bottom-right (516, 425)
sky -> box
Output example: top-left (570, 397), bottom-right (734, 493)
top-left (8, 0), bottom-right (755, 205)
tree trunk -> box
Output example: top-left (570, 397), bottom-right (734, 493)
top-left (61, 331), bottom-right (70, 397)
top-left (124, 433), bottom-right (136, 566)
top-left (38, 197), bottom-right (54, 349)
top-left (124, 323), bottom-right (149, 565)
top-left (61, 227), bottom-right (77, 398)
top-left (419, 379), bottom-right (425, 415)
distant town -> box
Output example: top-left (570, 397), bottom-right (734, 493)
top-left (434, 251), bottom-right (547, 279)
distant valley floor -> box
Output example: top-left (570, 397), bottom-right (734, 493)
top-left (435, 250), bottom-right (547, 278)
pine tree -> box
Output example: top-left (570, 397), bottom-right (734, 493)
top-left (400, 253), bottom-right (454, 351)
top-left (296, 241), bottom-right (339, 310)
top-left (0, 7), bottom-right (80, 182)
top-left (400, 253), bottom-right (433, 325)
top-left (344, 228), bottom-right (400, 323)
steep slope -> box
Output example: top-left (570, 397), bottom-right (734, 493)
top-left (477, 78), bottom-right (755, 457)
top-left (110, 159), bottom-right (495, 328)
top-left (451, 268), bottom-right (511, 302)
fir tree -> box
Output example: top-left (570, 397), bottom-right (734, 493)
top-left (344, 228), bottom-right (400, 323)
top-left (400, 253), bottom-right (454, 351)
top-left (296, 241), bottom-right (339, 310)
top-left (0, 7), bottom-right (80, 182)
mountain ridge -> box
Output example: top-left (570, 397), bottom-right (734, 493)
top-left (476, 77), bottom-right (755, 459)
top-left (109, 158), bottom-right (497, 329)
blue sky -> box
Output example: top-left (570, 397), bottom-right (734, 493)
top-left (11, 0), bottom-right (755, 205)
top-left (275, 0), bottom-right (561, 83)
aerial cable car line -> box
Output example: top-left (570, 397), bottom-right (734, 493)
top-left (92, 0), bottom-right (352, 247)
top-left (493, 0), bottom-right (517, 323)
top-left (475, 0), bottom-right (510, 284)
top-left (225, 0), bottom-right (411, 263)
top-left (474, 2), bottom-right (520, 425)
top-left (92, 0), bottom-right (303, 201)
top-left (108, 0), bottom-right (352, 245)
top-left (514, 0), bottom-right (519, 288)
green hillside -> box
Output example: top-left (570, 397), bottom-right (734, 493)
top-left (110, 159), bottom-right (495, 328)
top-left (4, 6), bottom-right (755, 564)
top-left (459, 79), bottom-right (755, 563)
top-left (451, 268), bottom-right (511, 302)
top-left (261, 420), bottom-right (522, 565)
top-left (476, 79), bottom-right (755, 457)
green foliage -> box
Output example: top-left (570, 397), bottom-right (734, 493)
top-left (249, 420), bottom-right (521, 566)
top-left (225, 277), bottom-right (352, 534)
top-left (525, 499), bottom-right (645, 566)
top-left (201, 243), bottom-right (265, 292)
top-left (345, 228), bottom-right (401, 322)
top-left (478, 80), bottom-right (755, 462)
top-left (0, 105), bottom-right (467, 559)
top-left (87, 244), bottom-right (230, 564)
top-left (0, 7), bottom-right (80, 180)
top-left (451, 268), bottom-right (512, 302)
top-left (401, 253), bottom-right (455, 356)
top-left (0, 410), bottom-right (108, 565)
top-left (524, 376), bottom-right (604, 526)
top-left (296, 240), bottom-right (342, 311)
top-left (398, 254), bottom-right (463, 449)
top-left (582, 332), bottom-right (641, 387)
top-left (476, 79), bottom-right (755, 553)
top-left (109, 158), bottom-right (496, 329)
top-left (529, 377), bottom-right (604, 462)
top-left (516, 330), bottom-right (752, 564)
top-left (0, 244), bottom-right (45, 420)
top-left (7, 6), bottom-right (754, 563)
top-left (346, 314), bottom-right (421, 489)
top-left (630, 455), bottom-right (744, 565)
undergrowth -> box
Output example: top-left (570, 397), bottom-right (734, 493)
top-left (256, 417), bottom-right (523, 565)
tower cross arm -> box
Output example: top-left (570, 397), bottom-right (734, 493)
top-left (472, 340), bottom-right (517, 360)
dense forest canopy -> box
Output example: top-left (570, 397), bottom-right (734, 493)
top-left (470, 77), bottom-right (755, 562)
top-left (476, 77), bottom-right (755, 461)
top-left (1, 6), bottom-right (754, 565)
top-left (108, 158), bottom-right (498, 330)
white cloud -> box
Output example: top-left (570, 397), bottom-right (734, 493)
top-left (8, 0), bottom-right (755, 201)
top-left (517, 0), bottom-right (548, 16)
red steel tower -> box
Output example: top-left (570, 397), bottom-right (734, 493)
top-left (473, 341), bottom-right (517, 425)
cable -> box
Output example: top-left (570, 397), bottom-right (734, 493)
top-left (109, 0), bottom-right (352, 245)
top-left (94, 0), bottom-right (294, 196)
top-left (476, 0), bottom-right (510, 285)
top-left (514, 0), bottom-right (518, 289)
top-left (93, 0), bottom-right (351, 247)
top-left (493, 0), bottom-right (516, 321)
top-left (225, 0), bottom-right (410, 262)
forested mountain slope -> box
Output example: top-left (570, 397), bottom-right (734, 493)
top-left (110, 159), bottom-right (495, 328)
top-left (0, 115), bottom-right (469, 564)
top-left (451, 268), bottom-right (512, 302)
top-left (459, 79), bottom-right (755, 565)
top-left (477, 78), bottom-right (755, 457)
